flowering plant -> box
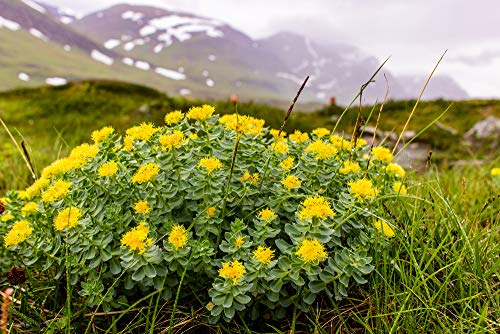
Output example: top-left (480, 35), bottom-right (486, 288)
top-left (0, 105), bottom-right (407, 322)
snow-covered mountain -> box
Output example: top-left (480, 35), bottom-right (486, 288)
top-left (0, 0), bottom-right (469, 103)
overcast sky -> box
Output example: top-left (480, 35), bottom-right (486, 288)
top-left (43, 0), bottom-right (500, 98)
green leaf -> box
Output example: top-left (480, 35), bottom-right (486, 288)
top-left (270, 279), bottom-right (283, 293)
top-left (132, 267), bottom-right (145, 281)
top-left (144, 264), bottom-right (156, 278)
top-left (303, 292), bottom-right (316, 305)
top-left (223, 294), bottom-right (233, 308)
top-left (110, 259), bottom-right (121, 275)
top-left (234, 294), bottom-right (251, 305)
top-left (308, 280), bottom-right (326, 293)
top-left (212, 293), bottom-right (226, 306)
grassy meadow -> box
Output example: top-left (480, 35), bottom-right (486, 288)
top-left (0, 81), bottom-right (498, 333)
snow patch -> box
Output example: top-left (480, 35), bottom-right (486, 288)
top-left (123, 39), bottom-right (145, 51)
top-left (140, 25), bottom-right (157, 36)
top-left (104, 39), bottom-right (121, 49)
top-left (18, 73), bottom-right (30, 81)
top-left (21, 0), bottom-right (46, 14)
top-left (153, 43), bottom-right (164, 53)
top-left (155, 67), bottom-right (186, 80)
top-left (60, 16), bottom-right (73, 24)
top-left (58, 7), bottom-right (83, 19)
top-left (208, 54), bottom-right (216, 62)
top-left (46, 77), bottom-right (67, 86)
top-left (305, 37), bottom-right (319, 59)
top-left (206, 79), bottom-right (215, 87)
top-left (135, 61), bottom-right (150, 71)
top-left (179, 88), bottom-right (191, 96)
top-left (0, 16), bottom-right (21, 31)
top-left (29, 28), bottom-right (48, 41)
top-left (122, 57), bottom-right (134, 66)
top-left (122, 11), bottom-right (144, 22)
top-left (91, 50), bottom-right (114, 66)
top-left (63, 45), bottom-right (71, 51)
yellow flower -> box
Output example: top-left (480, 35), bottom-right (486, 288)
top-left (206, 206), bottom-right (216, 217)
top-left (330, 135), bottom-right (351, 150)
top-left (21, 202), bottom-right (38, 215)
top-left (164, 110), bottom-right (184, 125)
top-left (372, 146), bottom-right (393, 163)
top-left (253, 246), bottom-right (275, 264)
top-left (355, 138), bottom-right (367, 148)
top-left (219, 114), bottom-right (265, 135)
top-left (393, 181), bottom-right (407, 195)
top-left (198, 157), bottom-right (223, 174)
top-left (168, 224), bottom-right (188, 249)
top-left (269, 129), bottom-right (286, 139)
top-left (189, 133), bottom-right (199, 140)
top-left (491, 168), bottom-right (500, 176)
top-left (132, 162), bottom-right (160, 184)
top-left (374, 220), bottom-right (395, 238)
top-left (98, 161), bottom-right (118, 177)
top-left (126, 123), bottom-right (158, 141)
top-left (282, 175), bottom-right (301, 190)
top-left (299, 196), bottom-right (334, 220)
top-left (159, 130), bottom-right (186, 151)
top-left (386, 163), bottom-right (405, 178)
top-left (219, 260), bottom-right (246, 284)
top-left (42, 180), bottom-right (71, 203)
top-left (305, 140), bottom-right (337, 159)
top-left (91, 126), bottom-right (114, 144)
top-left (296, 239), bottom-right (327, 263)
top-left (339, 161), bottom-right (361, 174)
top-left (41, 156), bottom-right (86, 179)
top-left (279, 157), bottom-right (294, 171)
top-left (54, 206), bottom-right (81, 231)
top-left (1, 213), bottom-right (14, 222)
top-left (271, 141), bottom-right (289, 154)
top-left (349, 179), bottom-right (378, 202)
top-left (123, 135), bottom-right (134, 151)
top-left (134, 200), bottom-right (150, 214)
top-left (289, 130), bottom-right (309, 143)
top-left (312, 128), bottom-right (331, 138)
top-left (121, 222), bottom-right (153, 254)
top-left (4, 220), bottom-right (33, 247)
top-left (22, 177), bottom-right (50, 199)
top-left (258, 208), bottom-right (276, 222)
top-left (70, 143), bottom-right (99, 159)
top-left (240, 171), bottom-right (259, 186)
top-left (235, 236), bottom-right (244, 248)
top-left (186, 104), bottom-right (215, 121)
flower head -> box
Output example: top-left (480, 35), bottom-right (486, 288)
top-left (372, 146), bottom-right (393, 163)
top-left (218, 260), bottom-right (246, 284)
top-left (21, 202), bottom-right (38, 215)
top-left (126, 123), bottom-right (158, 141)
top-left (70, 143), bottom-right (99, 159)
top-left (187, 104), bottom-right (215, 121)
top-left (234, 236), bottom-right (244, 248)
top-left (258, 208), bottom-right (276, 222)
top-left (164, 110), bottom-right (184, 125)
top-left (312, 128), bottom-right (331, 138)
top-left (206, 206), bottom-right (216, 217)
top-left (54, 206), bottom-right (81, 231)
top-left (282, 175), bottom-right (301, 190)
top-left (219, 114), bottom-right (265, 135)
top-left (271, 141), bottom-right (289, 154)
top-left (1, 213), bottom-right (14, 222)
top-left (98, 161), bottom-right (118, 177)
top-left (349, 179), bottom-right (378, 202)
top-left (296, 239), bottom-right (327, 263)
top-left (22, 177), bottom-right (50, 199)
top-left (269, 129), bottom-right (286, 139)
top-left (330, 135), bottom-right (351, 150)
top-left (339, 161), bottom-right (361, 175)
top-left (289, 130), bottom-right (309, 143)
top-left (121, 222), bottom-right (153, 254)
top-left (4, 220), bottom-right (33, 247)
top-left (132, 162), bottom-right (160, 184)
top-left (134, 200), bottom-right (150, 214)
top-left (168, 224), bottom-right (188, 249)
top-left (393, 181), bottom-right (407, 195)
top-left (279, 157), bottom-right (294, 171)
top-left (305, 140), bottom-right (337, 159)
top-left (253, 246), bottom-right (275, 264)
top-left (299, 196), bottom-right (334, 220)
top-left (491, 168), bottom-right (500, 176)
top-left (239, 171), bottom-right (259, 186)
top-left (386, 163), bottom-right (405, 178)
top-left (91, 126), bottom-right (114, 143)
top-left (159, 130), bottom-right (186, 151)
top-left (198, 157), bottom-right (223, 174)
top-left (123, 135), bottom-right (134, 151)
top-left (42, 180), bottom-right (71, 203)
top-left (374, 220), bottom-right (395, 238)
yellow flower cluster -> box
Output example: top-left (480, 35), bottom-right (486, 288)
top-left (20, 177), bottom-right (50, 199)
top-left (91, 126), bottom-right (114, 143)
top-left (219, 114), bottom-right (265, 135)
top-left (296, 239), bottom-right (327, 263)
top-left (164, 110), bottom-right (184, 125)
top-left (54, 206), bottom-right (81, 231)
top-left (299, 196), bottom-right (334, 220)
top-left (121, 222), bottom-right (153, 254)
top-left (219, 260), bottom-right (246, 284)
top-left (339, 161), bottom-right (361, 175)
top-left (168, 224), bottom-right (188, 249)
top-left (41, 180), bottom-right (71, 203)
top-left (386, 163), bottom-right (405, 178)
top-left (305, 140), bottom-right (337, 159)
top-left (41, 157), bottom-right (84, 179)
top-left (159, 130), bottom-right (186, 151)
top-left (70, 143), bottom-right (99, 159)
top-left (98, 161), bottom-right (118, 177)
top-left (349, 179), bottom-right (378, 201)
top-left (374, 220), bottom-right (395, 238)
top-left (372, 146), bottom-right (393, 163)
top-left (330, 135), bottom-right (351, 150)
top-left (234, 236), bottom-right (244, 247)
top-left (239, 171), bottom-right (259, 186)
top-left (126, 123), bottom-right (158, 141)
top-left (206, 206), bottom-right (216, 217)
top-left (490, 167), bottom-right (500, 176)
top-left (4, 220), bottom-right (33, 247)
top-left (282, 175), bottom-right (301, 190)
top-left (279, 157), bottom-right (294, 171)
top-left (258, 208), bottom-right (276, 222)
top-left (289, 130), bottom-right (309, 143)
top-left (123, 135), bottom-right (134, 151)
top-left (21, 202), bottom-right (38, 215)
top-left (134, 200), bottom-right (150, 214)
top-left (132, 162), bottom-right (160, 184)
top-left (393, 181), bottom-right (407, 195)
top-left (1, 213), bottom-right (14, 222)
top-left (271, 141), bottom-right (289, 154)
top-left (198, 157), bottom-right (223, 174)
top-left (253, 246), bottom-right (275, 264)
top-left (187, 104), bottom-right (215, 121)
top-left (269, 129), bottom-right (286, 139)
top-left (312, 128), bottom-right (331, 138)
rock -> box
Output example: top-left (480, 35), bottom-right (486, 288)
top-left (465, 116), bottom-right (500, 139)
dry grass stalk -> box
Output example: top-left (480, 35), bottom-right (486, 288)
top-left (0, 288), bottom-right (14, 334)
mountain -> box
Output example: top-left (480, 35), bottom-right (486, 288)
top-left (0, 1), bottom-right (469, 104)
